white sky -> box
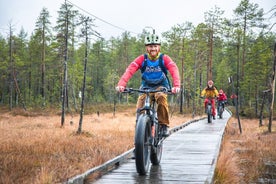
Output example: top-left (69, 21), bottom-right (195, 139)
top-left (0, 0), bottom-right (275, 39)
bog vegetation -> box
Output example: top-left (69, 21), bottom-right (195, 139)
top-left (0, 105), bottom-right (196, 183)
top-left (214, 116), bottom-right (276, 184)
top-left (0, 106), bottom-right (275, 184)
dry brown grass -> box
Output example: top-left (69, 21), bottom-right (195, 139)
top-left (1, 105), bottom-right (275, 184)
top-left (0, 106), bottom-right (195, 184)
top-left (214, 117), bottom-right (276, 183)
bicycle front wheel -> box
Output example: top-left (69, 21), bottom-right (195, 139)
top-left (135, 114), bottom-right (151, 175)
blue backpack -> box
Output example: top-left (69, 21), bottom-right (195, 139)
top-left (140, 54), bottom-right (171, 89)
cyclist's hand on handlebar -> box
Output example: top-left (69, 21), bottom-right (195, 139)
top-left (172, 87), bottom-right (180, 94)
top-left (115, 86), bottom-right (125, 92)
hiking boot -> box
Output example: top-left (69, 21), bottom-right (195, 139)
top-left (161, 125), bottom-right (170, 137)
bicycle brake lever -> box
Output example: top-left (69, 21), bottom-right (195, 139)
top-left (160, 87), bottom-right (169, 93)
top-left (165, 88), bottom-right (173, 94)
top-left (122, 88), bottom-right (134, 94)
top-left (122, 88), bottom-right (129, 93)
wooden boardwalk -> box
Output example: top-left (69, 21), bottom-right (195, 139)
top-left (85, 111), bottom-right (231, 184)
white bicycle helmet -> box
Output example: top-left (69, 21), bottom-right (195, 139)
top-left (144, 34), bottom-right (161, 46)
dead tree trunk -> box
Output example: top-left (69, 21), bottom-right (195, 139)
top-left (61, 6), bottom-right (69, 127)
top-left (259, 89), bottom-right (270, 127)
top-left (77, 17), bottom-right (90, 134)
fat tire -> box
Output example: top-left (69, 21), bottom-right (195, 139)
top-left (135, 114), bottom-right (151, 175)
top-left (150, 123), bottom-right (163, 165)
top-left (218, 106), bottom-right (223, 119)
top-left (207, 105), bottom-right (212, 123)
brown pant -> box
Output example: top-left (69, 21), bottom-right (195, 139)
top-left (136, 92), bottom-right (169, 126)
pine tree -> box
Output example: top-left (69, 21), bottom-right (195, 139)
top-left (35, 7), bottom-right (52, 107)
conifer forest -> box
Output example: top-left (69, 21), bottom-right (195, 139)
top-left (0, 0), bottom-right (275, 121)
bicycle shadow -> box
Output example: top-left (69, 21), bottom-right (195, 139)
top-left (133, 164), bottom-right (163, 182)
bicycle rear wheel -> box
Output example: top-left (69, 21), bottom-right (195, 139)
top-left (218, 106), bottom-right (223, 119)
top-left (135, 114), bottom-right (151, 175)
top-left (150, 123), bottom-right (163, 165)
top-left (207, 105), bottom-right (212, 123)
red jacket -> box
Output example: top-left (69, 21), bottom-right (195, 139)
top-left (117, 54), bottom-right (180, 88)
top-left (217, 93), bottom-right (227, 101)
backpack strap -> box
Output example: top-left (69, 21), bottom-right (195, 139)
top-left (141, 54), bottom-right (148, 73)
top-left (141, 54), bottom-right (167, 74)
top-left (158, 54), bottom-right (171, 89)
top-left (158, 54), bottom-right (167, 75)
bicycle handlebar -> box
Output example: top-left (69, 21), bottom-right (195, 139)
top-left (123, 87), bottom-right (172, 94)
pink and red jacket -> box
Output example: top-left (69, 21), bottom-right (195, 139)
top-left (217, 93), bottom-right (227, 101)
top-left (117, 54), bottom-right (180, 88)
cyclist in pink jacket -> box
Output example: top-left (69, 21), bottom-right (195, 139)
top-left (217, 89), bottom-right (227, 112)
top-left (116, 32), bottom-right (180, 136)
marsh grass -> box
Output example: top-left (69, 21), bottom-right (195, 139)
top-left (214, 117), bottom-right (276, 183)
top-left (1, 106), bottom-right (275, 184)
top-left (0, 106), bottom-right (193, 184)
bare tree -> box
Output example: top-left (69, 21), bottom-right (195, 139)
top-left (77, 15), bottom-right (99, 133)
top-left (268, 42), bottom-right (276, 132)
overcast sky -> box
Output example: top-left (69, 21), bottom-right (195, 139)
top-left (0, 0), bottom-right (275, 39)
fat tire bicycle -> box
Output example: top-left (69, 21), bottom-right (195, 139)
top-left (123, 87), bottom-right (170, 175)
